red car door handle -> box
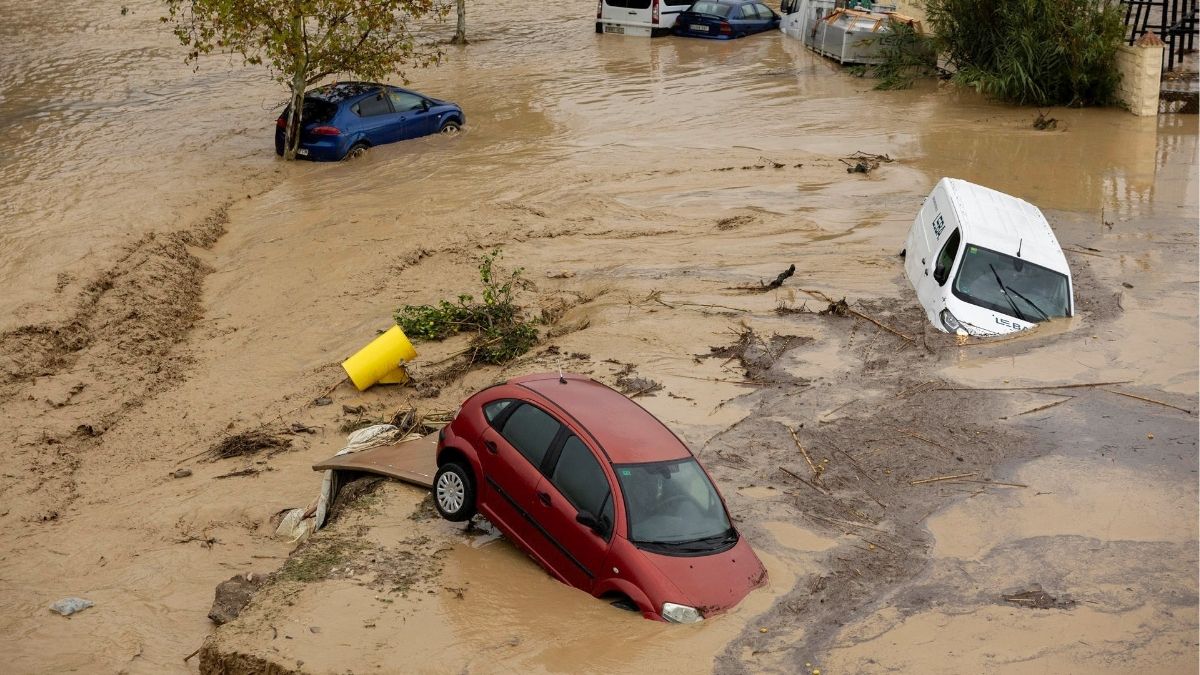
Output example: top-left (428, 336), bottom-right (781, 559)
top-left (484, 440), bottom-right (498, 454)
top-left (537, 492), bottom-right (551, 506)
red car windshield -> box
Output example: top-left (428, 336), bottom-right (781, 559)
top-left (616, 458), bottom-right (734, 553)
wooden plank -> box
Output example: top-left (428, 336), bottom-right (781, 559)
top-left (312, 433), bottom-right (438, 489)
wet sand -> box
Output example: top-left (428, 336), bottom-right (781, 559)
top-left (1, 0), bottom-right (1197, 673)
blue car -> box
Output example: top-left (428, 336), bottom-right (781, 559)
top-left (274, 82), bottom-right (465, 161)
top-left (672, 0), bottom-right (780, 39)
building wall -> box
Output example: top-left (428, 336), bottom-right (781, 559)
top-left (1115, 43), bottom-right (1164, 116)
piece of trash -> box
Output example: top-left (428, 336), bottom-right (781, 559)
top-left (761, 264), bottom-right (796, 291)
top-left (1032, 111), bottom-right (1058, 130)
top-left (341, 325), bottom-right (418, 391)
top-left (545, 270), bottom-right (575, 279)
top-left (49, 597), bottom-right (93, 616)
top-left (615, 373), bottom-right (663, 398)
top-left (1147, 433), bottom-right (1154, 439)
top-left (820, 298), bottom-right (850, 317)
top-left (903, 178), bottom-right (1074, 337)
top-left (279, 425), bottom-right (418, 543)
top-left (314, 397), bottom-right (333, 406)
top-left (172, 468), bottom-right (193, 479)
top-left (1001, 584), bottom-right (1076, 610)
top-left (209, 430), bottom-right (291, 460)
top-left (839, 151), bottom-right (893, 174)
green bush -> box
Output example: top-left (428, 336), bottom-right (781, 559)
top-left (394, 249), bottom-right (539, 365)
top-left (926, 0), bottom-right (1125, 106)
top-left (857, 20), bottom-right (938, 90)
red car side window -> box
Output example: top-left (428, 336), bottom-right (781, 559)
top-left (498, 404), bottom-right (561, 469)
top-left (550, 436), bottom-right (612, 523)
top-left (483, 399), bottom-right (515, 425)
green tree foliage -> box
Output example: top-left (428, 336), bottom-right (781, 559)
top-left (163, 0), bottom-right (448, 159)
top-left (926, 0), bottom-right (1126, 106)
top-left (395, 250), bottom-right (539, 365)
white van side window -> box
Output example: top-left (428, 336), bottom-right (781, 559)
top-left (933, 229), bottom-right (961, 286)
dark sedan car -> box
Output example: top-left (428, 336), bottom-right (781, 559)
top-left (274, 82), bottom-right (464, 161)
top-left (672, 0), bottom-right (780, 38)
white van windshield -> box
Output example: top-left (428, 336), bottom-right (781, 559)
top-left (952, 244), bottom-right (1071, 322)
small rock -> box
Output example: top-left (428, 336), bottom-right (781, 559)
top-left (208, 572), bottom-right (267, 625)
top-left (172, 468), bottom-right (193, 479)
top-left (1122, 282), bottom-right (1134, 289)
top-left (309, 626), bottom-right (321, 634)
top-left (50, 597), bottom-right (94, 616)
top-left (314, 397), bottom-right (333, 406)
top-left (545, 270), bottom-right (575, 279)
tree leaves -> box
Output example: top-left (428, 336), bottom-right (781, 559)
top-left (163, 0), bottom-right (450, 158)
top-left (926, 0), bottom-right (1125, 106)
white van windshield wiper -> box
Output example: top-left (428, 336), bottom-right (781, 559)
top-left (988, 264), bottom-right (1029, 322)
top-left (1005, 286), bottom-right (1051, 321)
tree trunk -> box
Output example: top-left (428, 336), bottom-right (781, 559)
top-left (284, 66), bottom-right (305, 161)
top-left (451, 0), bottom-right (467, 45)
top-left (284, 15), bottom-right (306, 161)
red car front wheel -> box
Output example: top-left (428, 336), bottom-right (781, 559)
top-left (433, 461), bottom-right (476, 522)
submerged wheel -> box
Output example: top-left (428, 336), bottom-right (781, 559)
top-left (344, 142), bottom-right (369, 160)
top-left (433, 461), bottom-right (476, 522)
top-left (439, 119), bottom-right (462, 134)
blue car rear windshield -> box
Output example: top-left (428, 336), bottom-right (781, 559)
top-left (290, 98), bottom-right (336, 124)
top-left (689, 1), bottom-right (732, 16)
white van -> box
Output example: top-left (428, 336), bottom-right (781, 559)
top-left (596, 0), bottom-right (697, 36)
top-left (903, 178), bottom-right (1074, 336)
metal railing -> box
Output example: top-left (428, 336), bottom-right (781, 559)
top-left (1121, 0), bottom-right (1198, 70)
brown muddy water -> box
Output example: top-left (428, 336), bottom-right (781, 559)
top-left (1, 0), bottom-right (1197, 673)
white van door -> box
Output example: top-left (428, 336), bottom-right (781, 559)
top-left (904, 196), bottom-right (936, 290)
top-left (601, 0), bottom-right (653, 33)
top-left (907, 192), bottom-right (960, 322)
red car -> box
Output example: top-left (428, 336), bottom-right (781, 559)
top-left (434, 372), bottom-right (767, 622)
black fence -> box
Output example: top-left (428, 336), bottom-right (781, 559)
top-left (1121, 0), bottom-right (1198, 70)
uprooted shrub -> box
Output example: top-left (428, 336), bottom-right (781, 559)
top-left (394, 249), bottom-right (539, 365)
top-left (926, 0), bottom-right (1125, 106)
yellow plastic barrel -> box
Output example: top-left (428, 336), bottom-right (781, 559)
top-left (341, 326), bottom-right (418, 391)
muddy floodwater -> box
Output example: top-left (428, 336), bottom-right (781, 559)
top-left (1, 0), bottom-right (1197, 673)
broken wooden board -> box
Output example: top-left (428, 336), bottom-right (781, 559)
top-left (312, 432), bottom-right (438, 489)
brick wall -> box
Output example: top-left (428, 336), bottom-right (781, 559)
top-left (1115, 42), bottom-right (1164, 116)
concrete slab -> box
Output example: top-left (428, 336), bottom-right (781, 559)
top-left (312, 432), bottom-right (438, 489)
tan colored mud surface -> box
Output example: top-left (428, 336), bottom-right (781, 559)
top-left (1, 0), bottom-right (1197, 673)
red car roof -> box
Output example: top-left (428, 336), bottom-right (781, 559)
top-left (510, 373), bottom-right (692, 465)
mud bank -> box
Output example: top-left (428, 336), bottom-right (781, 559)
top-left (1, 0), bottom-right (1196, 673)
